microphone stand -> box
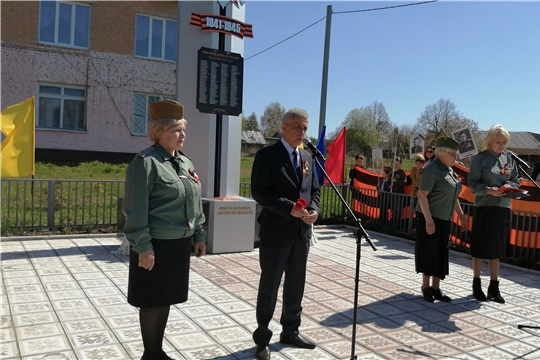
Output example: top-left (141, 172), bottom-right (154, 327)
top-left (309, 153), bottom-right (377, 360)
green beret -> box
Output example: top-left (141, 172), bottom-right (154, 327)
top-left (436, 137), bottom-right (459, 151)
top-left (148, 100), bottom-right (184, 121)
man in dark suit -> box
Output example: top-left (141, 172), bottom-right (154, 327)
top-left (250, 108), bottom-right (321, 360)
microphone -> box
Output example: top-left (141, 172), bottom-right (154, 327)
top-left (303, 138), bottom-right (325, 162)
top-left (508, 151), bottom-right (530, 170)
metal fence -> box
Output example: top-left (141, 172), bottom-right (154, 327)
top-left (1, 179), bottom-right (124, 232)
top-left (2, 179), bottom-right (539, 261)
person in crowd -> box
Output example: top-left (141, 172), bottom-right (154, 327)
top-left (532, 161), bottom-right (540, 182)
top-left (468, 124), bottom-right (520, 304)
top-left (378, 166), bottom-right (392, 223)
top-left (123, 100), bottom-right (206, 360)
top-left (411, 136), bottom-right (423, 154)
top-left (415, 137), bottom-right (467, 303)
top-left (410, 154), bottom-right (425, 196)
top-left (349, 154), bottom-right (365, 201)
top-left (250, 108), bottom-right (320, 360)
top-left (389, 157), bottom-right (407, 228)
top-left (424, 144), bottom-right (436, 165)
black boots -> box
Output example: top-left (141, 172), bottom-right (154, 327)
top-left (472, 277), bottom-right (486, 301)
top-left (487, 280), bottom-right (505, 304)
top-left (473, 278), bottom-right (505, 303)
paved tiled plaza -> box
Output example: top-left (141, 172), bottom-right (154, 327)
top-left (1, 226), bottom-right (540, 359)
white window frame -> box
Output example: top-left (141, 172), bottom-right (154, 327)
top-left (135, 14), bottom-right (177, 62)
top-left (38, 1), bottom-right (90, 49)
top-left (132, 93), bottom-right (174, 136)
top-left (37, 84), bottom-right (86, 131)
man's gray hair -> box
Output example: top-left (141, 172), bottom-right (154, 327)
top-left (282, 108), bottom-right (309, 124)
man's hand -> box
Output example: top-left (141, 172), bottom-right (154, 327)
top-left (193, 242), bottom-right (206, 258)
top-left (291, 206), bottom-right (309, 218)
top-left (138, 249), bottom-right (155, 271)
top-left (302, 210), bottom-right (318, 225)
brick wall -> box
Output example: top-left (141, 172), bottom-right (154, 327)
top-left (1, 1), bottom-right (39, 45)
top-left (91, 1), bottom-right (178, 55)
top-left (1, 1), bottom-right (181, 156)
top-left (1, 1), bottom-right (178, 55)
top-left (1, 43), bottom-right (176, 154)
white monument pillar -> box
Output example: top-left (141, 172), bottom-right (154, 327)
top-left (176, 1), bottom-right (244, 197)
top-left (176, 1), bottom-right (254, 253)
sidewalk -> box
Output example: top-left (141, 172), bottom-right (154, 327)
top-left (1, 226), bottom-right (540, 359)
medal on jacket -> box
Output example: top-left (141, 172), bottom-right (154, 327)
top-left (302, 159), bottom-right (309, 176)
top-left (188, 168), bottom-right (200, 183)
top-left (499, 163), bottom-right (510, 176)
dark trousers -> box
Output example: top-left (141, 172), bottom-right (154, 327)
top-left (253, 236), bottom-right (309, 346)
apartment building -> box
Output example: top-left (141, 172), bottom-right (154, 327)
top-left (1, 1), bottom-right (181, 163)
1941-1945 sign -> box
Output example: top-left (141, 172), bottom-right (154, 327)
top-left (196, 47), bottom-right (244, 116)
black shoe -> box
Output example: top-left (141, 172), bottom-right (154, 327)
top-left (487, 279), bottom-right (505, 304)
top-left (432, 288), bottom-right (452, 302)
top-left (159, 350), bottom-right (175, 360)
top-left (421, 287), bottom-right (434, 303)
top-left (472, 277), bottom-right (487, 301)
top-left (255, 345), bottom-right (270, 360)
top-left (279, 334), bottom-right (316, 349)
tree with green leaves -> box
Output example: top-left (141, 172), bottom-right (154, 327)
top-left (330, 101), bottom-right (392, 155)
top-left (242, 112), bottom-right (259, 131)
top-left (260, 102), bottom-right (285, 137)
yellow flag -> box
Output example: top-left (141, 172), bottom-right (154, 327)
top-left (1, 97), bottom-right (35, 178)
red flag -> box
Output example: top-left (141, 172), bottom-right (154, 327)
top-left (324, 127), bottom-right (346, 184)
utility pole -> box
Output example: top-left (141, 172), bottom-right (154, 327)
top-left (318, 5), bottom-right (333, 139)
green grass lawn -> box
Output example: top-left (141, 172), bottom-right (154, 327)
top-left (33, 155), bottom-right (413, 181)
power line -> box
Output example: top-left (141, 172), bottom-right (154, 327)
top-left (334, 0), bottom-right (436, 15)
top-left (245, 0), bottom-right (437, 61)
top-left (245, 16), bottom-right (326, 60)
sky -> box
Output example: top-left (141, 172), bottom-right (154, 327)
top-left (241, 0), bottom-right (540, 139)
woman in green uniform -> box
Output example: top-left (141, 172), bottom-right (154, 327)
top-left (415, 137), bottom-right (466, 303)
top-left (123, 100), bottom-right (206, 359)
top-left (468, 125), bottom-right (519, 304)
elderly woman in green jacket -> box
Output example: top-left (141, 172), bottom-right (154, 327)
top-left (123, 100), bottom-right (206, 360)
top-left (468, 124), bottom-right (519, 304)
top-left (415, 137), bottom-right (466, 303)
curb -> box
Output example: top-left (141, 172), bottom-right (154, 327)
top-left (1, 233), bottom-right (124, 242)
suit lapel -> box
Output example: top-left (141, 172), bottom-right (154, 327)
top-left (276, 142), bottom-right (303, 186)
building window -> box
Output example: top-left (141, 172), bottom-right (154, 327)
top-left (37, 85), bottom-right (86, 131)
top-left (39, 1), bottom-right (90, 49)
top-left (132, 94), bottom-right (174, 135)
top-left (135, 14), bottom-right (177, 62)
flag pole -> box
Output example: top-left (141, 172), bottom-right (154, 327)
top-left (390, 127), bottom-right (398, 192)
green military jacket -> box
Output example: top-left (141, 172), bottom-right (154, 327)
top-left (416, 158), bottom-right (462, 221)
top-left (468, 150), bottom-right (520, 208)
top-left (123, 143), bottom-right (206, 254)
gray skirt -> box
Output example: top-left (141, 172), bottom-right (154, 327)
top-left (128, 237), bottom-right (192, 308)
top-left (470, 206), bottom-right (510, 259)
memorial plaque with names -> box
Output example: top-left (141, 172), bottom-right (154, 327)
top-left (196, 47), bottom-right (243, 116)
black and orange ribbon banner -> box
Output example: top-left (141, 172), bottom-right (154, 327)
top-left (350, 165), bottom-right (540, 250)
top-left (190, 12), bottom-right (254, 39)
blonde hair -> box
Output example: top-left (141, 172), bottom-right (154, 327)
top-left (434, 147), bottom-right (454, 159)
top-left (148, 118), bottom-right (187, 143)
top-left (481, 124), bottom-right (510, 151)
